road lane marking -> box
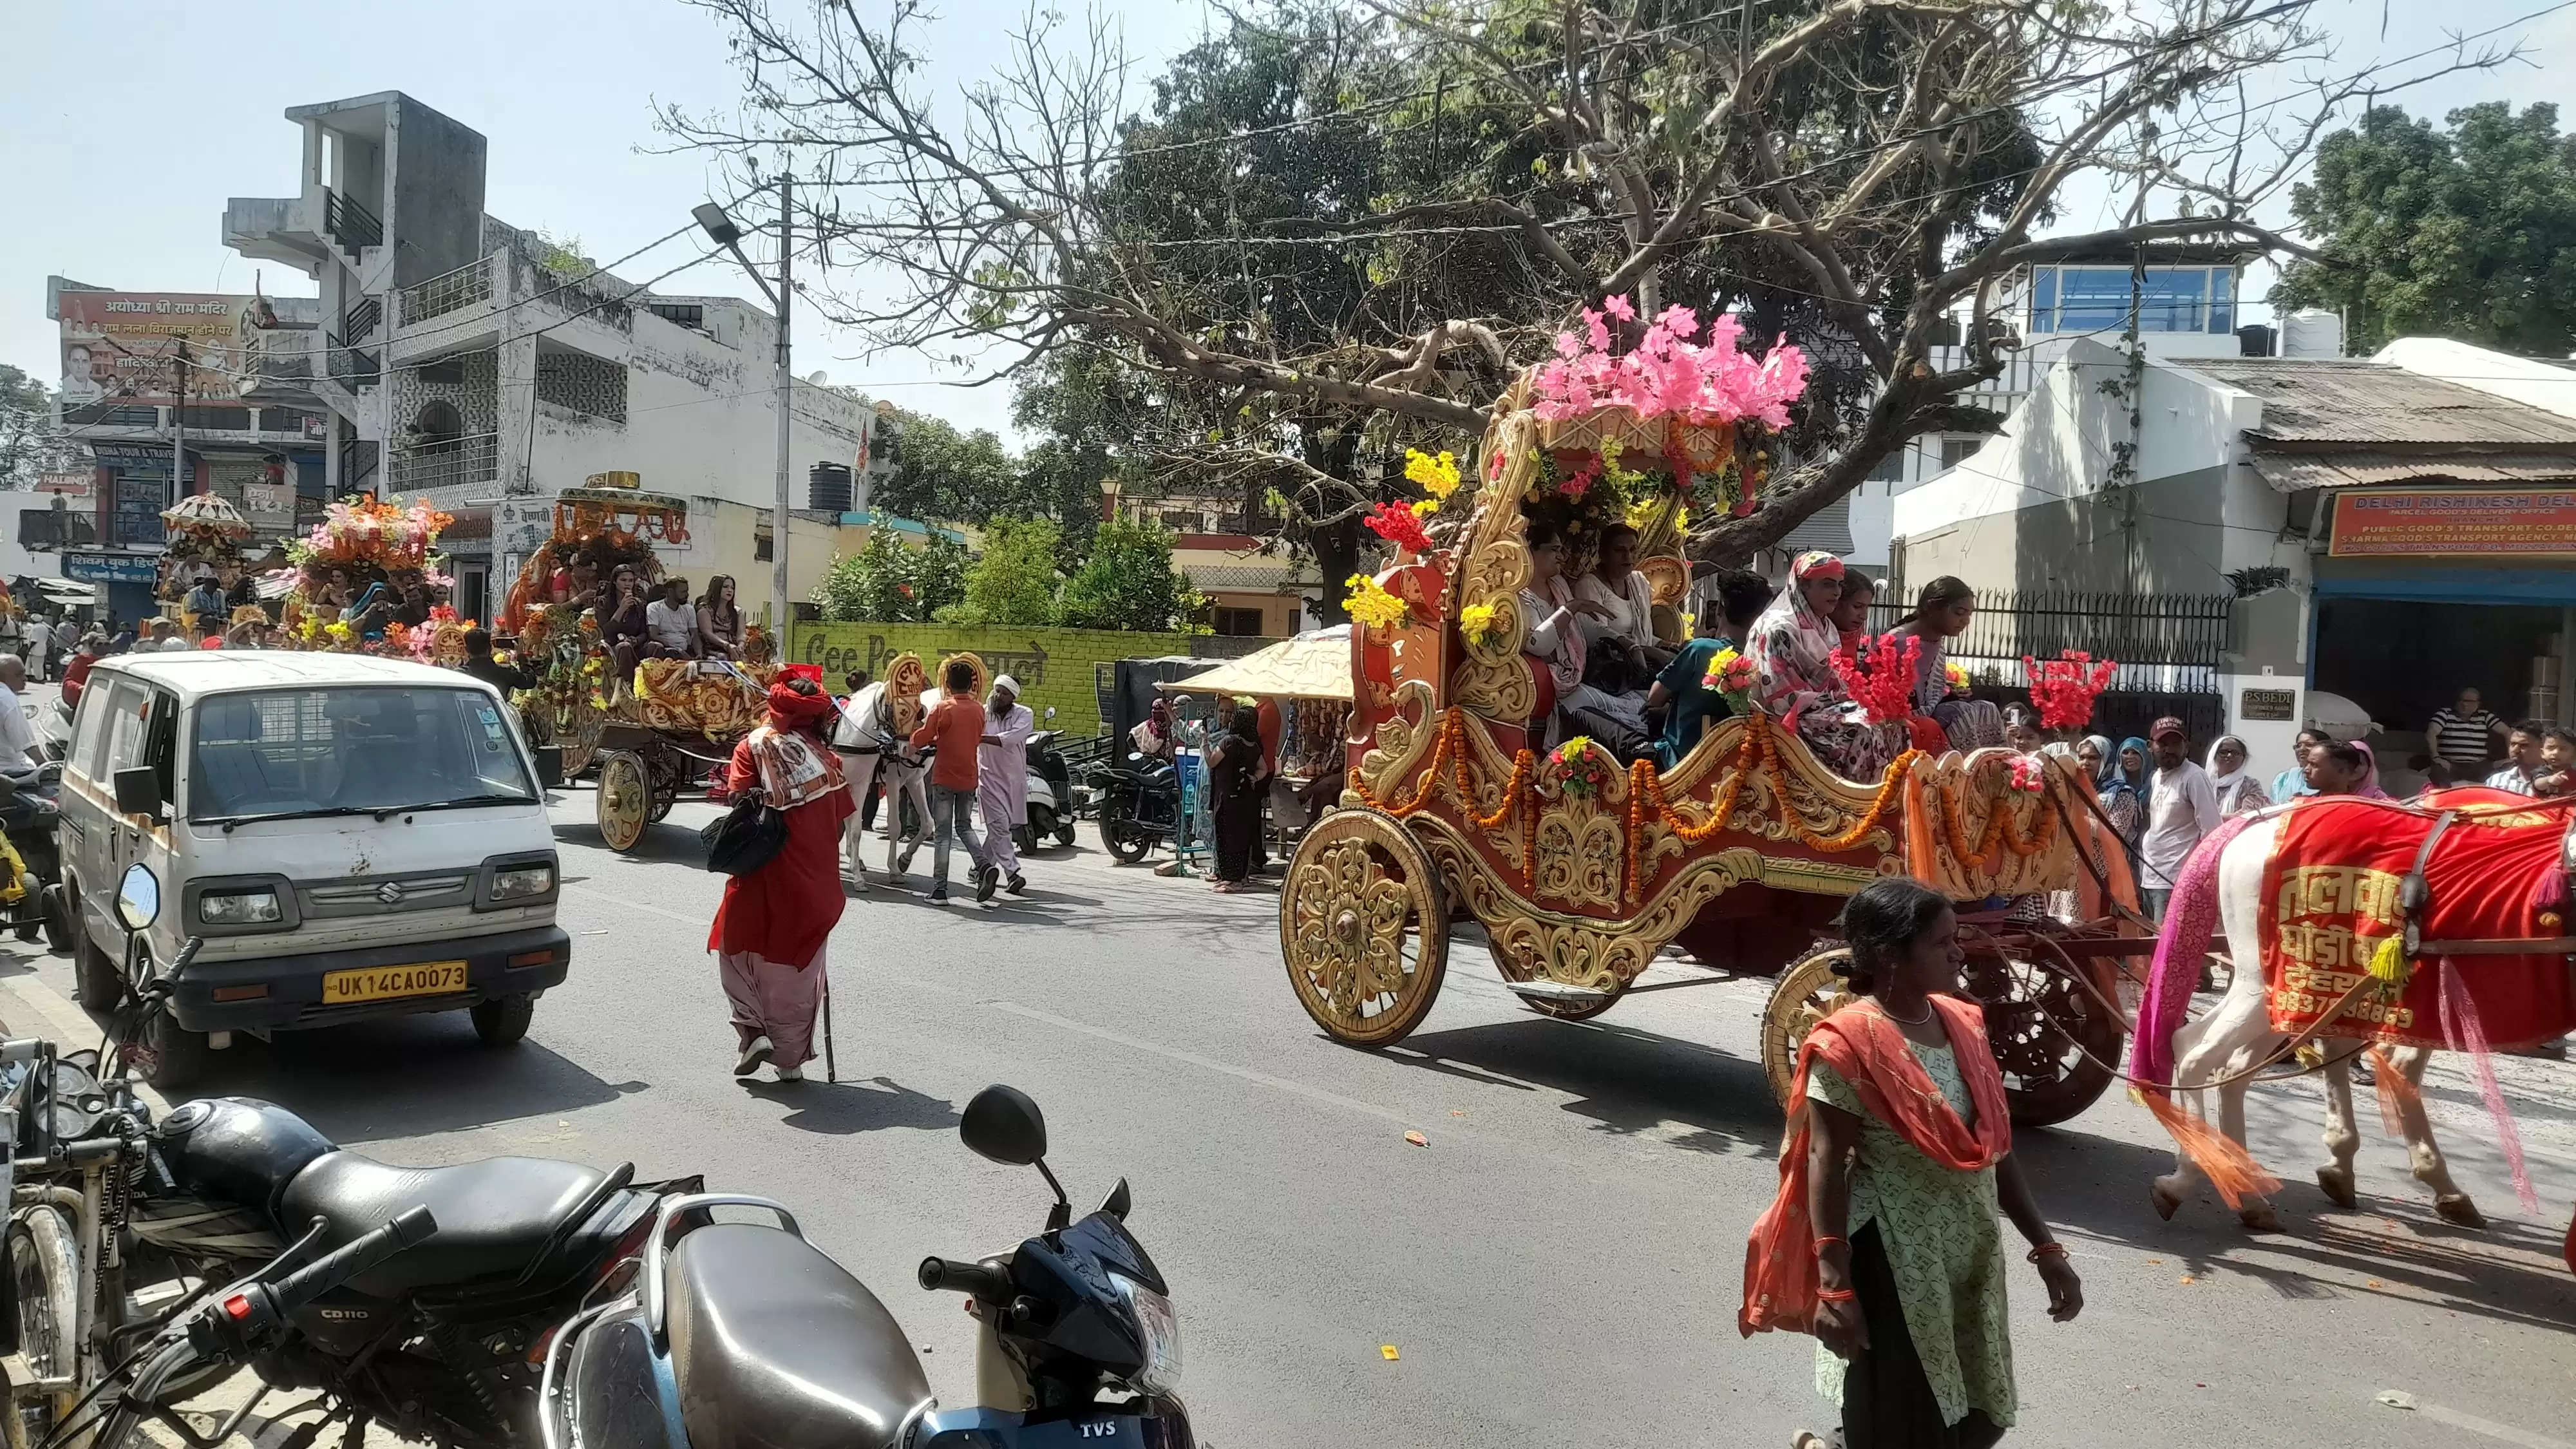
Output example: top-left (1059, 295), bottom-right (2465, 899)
top-left (990, 1000), bottom-right (1412, 1126)
top-left (2403, 1400), bottom-right (2575, 1449)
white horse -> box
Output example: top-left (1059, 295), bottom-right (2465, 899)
top-left (2144, 812), bottom-right (2478, 1233)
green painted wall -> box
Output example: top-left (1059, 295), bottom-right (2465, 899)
top-left (788, 621), bottom-right (1214, 735)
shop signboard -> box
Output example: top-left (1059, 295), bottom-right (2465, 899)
top-left (63, 553), bottom-right (159, 585)
top-left (2329, 489), bottom-right (2576, 557)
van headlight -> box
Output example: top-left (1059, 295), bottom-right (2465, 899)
top-left (1112, 1274), bottom-right (1181, 1396)
top-left (198, 889), bottom-right (282, 925)
top-left (491, 864), bottom-right (555, 902)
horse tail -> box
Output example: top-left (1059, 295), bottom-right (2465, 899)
top-left (2129, 811), bottom-right (2258, 1089)
top-left (2128, 810), bottom-right (2281, 1208)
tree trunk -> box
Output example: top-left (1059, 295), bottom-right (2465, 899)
top-left (1304, 429), bottom-right (1365, 625)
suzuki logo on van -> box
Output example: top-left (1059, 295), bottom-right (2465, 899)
top-left (374, 882), bottom-right (406, 905)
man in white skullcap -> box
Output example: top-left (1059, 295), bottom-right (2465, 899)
top-left (977, 674), bottom-right (1037, 894)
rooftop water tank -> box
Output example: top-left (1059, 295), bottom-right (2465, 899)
top-left (2280, 309), bottom-right (2345, 359)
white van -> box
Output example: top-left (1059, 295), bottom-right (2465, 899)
top-left (60, 652), bottom-right (569, 1085)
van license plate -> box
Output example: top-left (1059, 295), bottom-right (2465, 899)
top-left (321, 961), bottom-right (469, 1005)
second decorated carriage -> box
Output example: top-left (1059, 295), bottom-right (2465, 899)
top-left (497, 482), bottom-right (779, 851)
top-left (1278, 310), bottom-right (2152, 1126)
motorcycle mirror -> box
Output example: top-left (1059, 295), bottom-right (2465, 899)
top-left (114, 864), bottom-right (160, 933)
top-left (1097, 1176), bottom-right (1132, 1221)
top-left (1045, 706), bottom-right (1057, 721)
top-left (961, 1084), bottom-right (1048, 1167)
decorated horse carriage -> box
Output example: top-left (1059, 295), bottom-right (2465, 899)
top-left (496, 480), bottom-right (778, 852)
top-left (1277, 307), bottom-right (2154, 1126)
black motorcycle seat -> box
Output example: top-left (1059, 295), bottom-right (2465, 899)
top-left (280, 1151), bottom-right (609, 1297)
top-left (667, 1224), bottom-right (931, 1449)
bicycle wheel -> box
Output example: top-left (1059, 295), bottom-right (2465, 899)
top-left (8, 1206), bottom-right (79, 1444)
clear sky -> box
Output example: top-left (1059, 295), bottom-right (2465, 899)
top-left (1, 0), bottom-right (2567, 444)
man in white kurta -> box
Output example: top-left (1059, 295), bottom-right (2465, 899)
top-left (978, 675), bottom-right (1036, 893)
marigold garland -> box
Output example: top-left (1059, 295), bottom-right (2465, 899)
top-left (1350, 707), bottom-right (2054, 911)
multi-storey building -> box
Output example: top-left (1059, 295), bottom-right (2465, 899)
top-left (218, 91), bottom-right (897, 621)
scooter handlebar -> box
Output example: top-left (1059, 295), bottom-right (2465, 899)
top-left (917, 1255), bottom-right (1013, 1304)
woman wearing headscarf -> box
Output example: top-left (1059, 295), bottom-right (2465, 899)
top-left (2076, 735), bottom-right (2148, 849)
top-left (1745, 878), bottom-right (2082, 1449)
top-left (1883, 578), bottom-right (2004, 753)
top-left (2204, 735), bottom-right (2270, 816)
top-left (2347, 739), bottom-right (2392, 800)
top-left (1748, 552), bottom-right (1897, 781)
top-left (708, 677), bottom-right (855, 1083)
top-left (2269, 728), bottom-right (2326, 803)
top-left (1208, 701), bottom-right (1265, 893)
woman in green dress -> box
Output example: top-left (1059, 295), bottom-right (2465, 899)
top-left (1756, 878), bottom-right (2085, 1448)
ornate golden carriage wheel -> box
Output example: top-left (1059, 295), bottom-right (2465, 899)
top-left (1760, 944), bottom-right (1856, 1112)
top-left (596, 750), bottom-right (652, 853)
top-left (1484, 934), bottom-right (1627, 1021)
top-left (1280, 810), bottom-right (1450, 1047)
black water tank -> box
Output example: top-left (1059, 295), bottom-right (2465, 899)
top-left (2236, 324), bottom-right (2276, 358)
top-left (808, 462), bottom-right (854, 513)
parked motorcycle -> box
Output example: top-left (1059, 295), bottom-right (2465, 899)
top-left (1019, 719), bottom-right (1079, 853)
top-left (545, 1084), bottom-right (1190, 1448)
top-left (12, 864), bottom-right (708, 1449)
top-left (0, 763), bottom-right (71, 951)
top-left (1092, 753), bottom-right (1183, 865)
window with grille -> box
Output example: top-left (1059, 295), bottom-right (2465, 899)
top-left (1939, 437), bottom-right (1983, 471)
top-left (1212, 607), bottom-right (1265, 636)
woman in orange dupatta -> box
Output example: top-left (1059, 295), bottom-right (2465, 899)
top-left (1743, 879), bottom-right (2083, 1448)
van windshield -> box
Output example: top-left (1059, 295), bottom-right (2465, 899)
top-left (188, 686), bottom-right (538, 825)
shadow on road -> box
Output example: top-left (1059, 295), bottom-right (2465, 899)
top-left (555, 822), bottom-right (708, 867)
top-left (738, 1074), bottom-right (959, 1136)
top-left (2006, 1115), bottom-right (2576, 1332)
top-left (1381, 1015), bottom-right (1783, 1155)
top-left (182, 1016), bottom-right (644, 1141)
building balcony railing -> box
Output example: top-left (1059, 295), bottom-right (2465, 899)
top-left (325, 331), bottom-right (379, 389)
top-left (400, 255), bottom-right (496, 327)
top-left (388, 433), bottom-right (498, 492)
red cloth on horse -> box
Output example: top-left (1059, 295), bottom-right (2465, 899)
top-left (2259, 795), bottom-right (2576, 1050)
top-left (1739, 996), bottom-right (2012, 1338)
top-left (706, 735), bottom-right (856, 968)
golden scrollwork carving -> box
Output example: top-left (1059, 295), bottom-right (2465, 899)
top-left (1533, 790), bottom-right (1625, 911)
top-left (1450, 406), bottom-right (1542, 721)
top-left (1278, 810), bottom-right (1450, 1046)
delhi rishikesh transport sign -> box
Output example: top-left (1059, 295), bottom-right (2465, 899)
top-left (2329, 489), bottom-right (2576, 557)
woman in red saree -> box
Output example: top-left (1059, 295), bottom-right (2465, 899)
top-left (1743, 879), bottom-right (2084, 1448)
top-left (708, 677), bottom-right (854, 1082)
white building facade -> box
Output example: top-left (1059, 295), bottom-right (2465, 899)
top-left (220, 91), bottom-right (896, 621)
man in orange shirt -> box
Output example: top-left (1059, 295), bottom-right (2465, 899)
top-left (909, 658), bottom-right (998, 904)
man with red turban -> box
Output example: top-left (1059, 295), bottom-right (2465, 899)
top-left (707, 676), bottom-right (853, 1081)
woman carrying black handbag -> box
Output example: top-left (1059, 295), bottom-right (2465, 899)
top-left (705, 676), bottom-right (853, 1083)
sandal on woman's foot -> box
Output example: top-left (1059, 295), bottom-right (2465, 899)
top-left (734, 1036), bottom-right (774, 1076)
top-left (1792, 1434), bottom-right (1830, 1449)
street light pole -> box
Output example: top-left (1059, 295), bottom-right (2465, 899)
top-left (770, 173), bottom-right (793, 646)
top-left (694, 182), bottom-right (799, 645)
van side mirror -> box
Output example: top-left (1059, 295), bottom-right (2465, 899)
top-left (1044, 706), bottom-right (1057, 721)
top-left (111, 767), bottom-right (164, 820)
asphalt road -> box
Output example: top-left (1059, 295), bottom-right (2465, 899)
top-left (3, 763), bottom-right (2571, 1448)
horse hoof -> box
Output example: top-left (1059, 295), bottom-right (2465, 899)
top-left (2150, 1179), bottom-right (2183, 1221)
top-left (2315, 1166), bottom-right (2358, 1209)
top-left (2238, 1203), bottom-right (2282, 1233)
top-left (2434, 1194), bottom-right (2487, 1229)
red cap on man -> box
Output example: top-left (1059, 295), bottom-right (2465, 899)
top-left (2150, 715), bottom-right (2186, 743)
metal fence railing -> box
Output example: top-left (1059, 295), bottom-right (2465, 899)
top-left (400, 255), bottom-right (495, 327)
top-left (388, 433), bottom-right (498, 492)
top-left (1868, 589), bottom-right (2233, 696)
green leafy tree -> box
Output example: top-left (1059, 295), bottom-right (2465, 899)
top-left (1057, 518), bottom-right (1203, 633)
top-left (946, 516), bottom-right (1063, 626)
top-left (0, 365), bottom-right (57, 491)
top-left (2276, 103), bottom-right (2576, 354)
top-left (872, 413), bottom-right (1019, 523)
top-left (811, 529), bottom-right (967, 622)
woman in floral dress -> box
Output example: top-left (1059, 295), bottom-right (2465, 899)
top-left (1883, 577), bottom-right (2004, 753)
top-left (1746, 551), bottom-right (1897, 781)
top-left (1743, 877), bottom-right (2085, 1448)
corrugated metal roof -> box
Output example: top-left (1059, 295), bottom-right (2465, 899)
top-left (2251, 451), bottom-right (2576, 493)
top-left (2184, 357), bottom-right (2576, 448)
